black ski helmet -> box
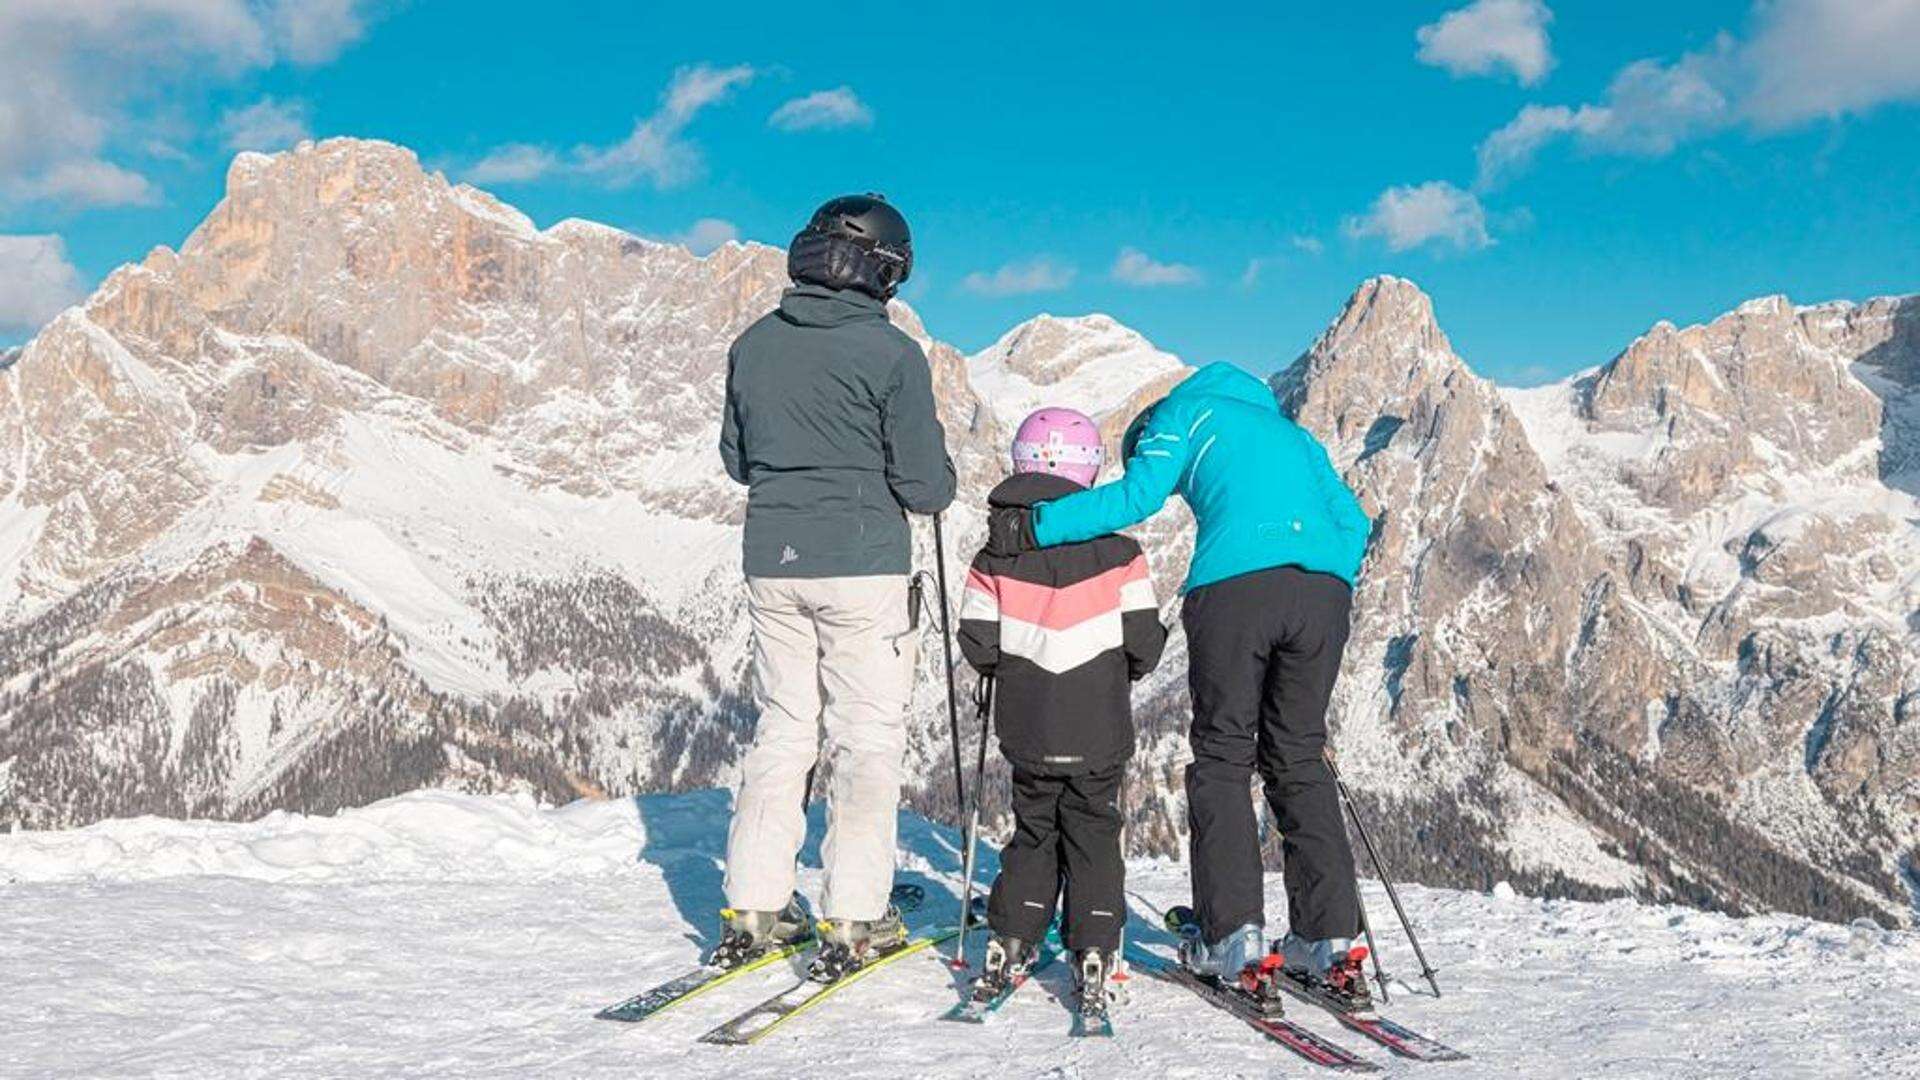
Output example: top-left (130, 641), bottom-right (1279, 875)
top-left (787, 193), bottom-right (913, 299)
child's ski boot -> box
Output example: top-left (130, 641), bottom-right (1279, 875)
top-left (709, 892), bottom-right (813, 969)
top-left (970, 933), bottom-right (1036, 1001)
top-left (1072, 947), bottom-right (1118, 1035)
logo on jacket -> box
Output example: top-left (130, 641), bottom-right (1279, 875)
top-left (780, 545), bottom-right (800, 565)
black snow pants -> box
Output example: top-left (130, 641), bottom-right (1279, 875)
top-left (987, 762), bottom-right (1126, 952)
top-left (1182, 565), bottom-right (1360, 945)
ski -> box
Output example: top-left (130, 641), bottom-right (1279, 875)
top-left (1273, 975), bottom-right (1470, 1062)
top-left (700, 926), bottom-right (961, 1046)
top-left (1068, 999), bottom-right (1113, 1039)
top-left (1124, 946), bottom-right (1378, 1072)
top-left (594, 936), bottom-right (815, 1023)
top-left (941, 934), bottom-right (1061, 1024)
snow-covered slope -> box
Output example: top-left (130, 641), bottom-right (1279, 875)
top-left (2, 789), bottom-right (1915, 1079)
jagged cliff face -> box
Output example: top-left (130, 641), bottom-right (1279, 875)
top-left (0, 139), bottom-right (1913, 925)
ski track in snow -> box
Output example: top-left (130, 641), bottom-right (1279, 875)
top-left (3, 790), bottom-right (1917, 1080)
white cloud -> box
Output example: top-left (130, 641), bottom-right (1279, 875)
top-left (576, 64), bottom-right (755, 188)
top-left (1344, 181), bottom-right (1492, 253)
top-left (675, 217), bottom-right (739, 255)
top-left (466, 65), bottom-right (755, 190)
top-left (1111, 247), bottom-right (1202, 287)
top-left (6, 159), bottom-right (157, 207)
top-left (0, 234), bottom-right (85, 332)
top-left (265, 0), bottom-right (367, 66)
top-left (0, 0), bottom-right (374, 209)
top-left (462, 143), bottom-right (559, 185)
top-left (1239, 238), bottom-right (1322, 289)
top-left (1475, 0), bottom-right (1920, 184)
top-left (219, 98), bottom-right (310, 152)
top-left (769, 87), bottom-right (874, 131)
top-left (1417, 0), bottom-right (1556, 86)
top-left (1740, 0), bottom-right (1920, 128)
top-left (961, 257), bottom-right (1077, 297)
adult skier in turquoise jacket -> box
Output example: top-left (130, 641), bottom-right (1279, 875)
top-left (999, 360), bottom-right (1379, 1010)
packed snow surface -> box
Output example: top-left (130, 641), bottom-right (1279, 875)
top-left (3, 790), bottom-right (1917, 1079)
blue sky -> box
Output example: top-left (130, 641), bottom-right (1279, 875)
top-left (1, 1), bottom-right (1917, 383)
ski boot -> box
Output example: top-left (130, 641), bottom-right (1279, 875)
top-left (1278, 932), bottom-right (1373, 1013)
top-left (1166, 906), bottom-right (1286, 1016)
top-left (808, 903), bottom-right (909, 982)
top-left (970, 933), bottom-right (1036, 1001)
top-left (709, 892), bottom-right (813, 969)
top-left (1073, 947), bottom-right (1117, 1028)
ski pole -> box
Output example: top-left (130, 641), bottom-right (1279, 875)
top-left (953, 674), bottom-right (994, 970)
top-left (1327, 750), bottom-right (1441, 997)
top-left (932, 513), bottom-right (966, 828)
top-left (930, 513), bottom-right (972, 964)
top-left (1353, 875), bottom-right (1391, 1003)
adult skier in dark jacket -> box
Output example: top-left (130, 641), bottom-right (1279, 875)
top-left (956, 407), bottom-right (1167, 1020)
top-left (714, 195), bottom-right (956, 980)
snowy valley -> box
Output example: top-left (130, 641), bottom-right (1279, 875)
top-left (0, 138), bottom-right (1915, 937)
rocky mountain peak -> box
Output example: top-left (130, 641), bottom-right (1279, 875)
top-left (978, 312), bottom-right (1172, 386)
top-left (1276, 274), bottom-right (1481, 447)
top-left (968, 312), bottom-right (1187, 431)
top-left (1583, 292), bottom-right (1894, 510)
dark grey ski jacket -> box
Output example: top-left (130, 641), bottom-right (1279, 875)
top-left (720, 283), bottom-right (956, 578)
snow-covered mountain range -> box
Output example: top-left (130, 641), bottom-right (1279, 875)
top-left (0, 139), bottom-right (1913, 926)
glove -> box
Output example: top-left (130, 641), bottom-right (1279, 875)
top-left (985, 504), bottom-right (1038, 556)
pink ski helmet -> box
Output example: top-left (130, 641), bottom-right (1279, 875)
top-left (1011, 407), bottom-right (1105, 487)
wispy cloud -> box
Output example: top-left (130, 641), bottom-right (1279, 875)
top-left (0, 0), bottom-right (374, 210)
top-left (6, 160), bottom-right (156, 208)
top-left (1344, 181), bottom-right (1492, 253)
top-left (674, 217), bottom-right (739, 255)
top-left (1111, 247), bottom-right (1201, 287)
top-left (1239, 238), bottom-right (1322, 289)
top-left (1475, 0), bottom-right (1920, 186)
top-left (463, 64), bottom-right (755, 189)
top-left (220, 98), bottom-right (311, 152)
top-left (463, 144), bottom-right (560, 185)
top-left (961, 257), bottom-right (1077, 297)
top-left (769, 87), bottom-right (873, 131)
top-left (1416, 0), bottom-right (1555, 86)
top-left (0, 234), bottom-right (85, 333)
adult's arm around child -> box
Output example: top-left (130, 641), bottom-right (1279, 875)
top-left (1030, 399), bottom-right (1190, 548)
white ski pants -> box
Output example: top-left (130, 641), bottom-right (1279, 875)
top-left (724, 574), bottom-right (917, 922)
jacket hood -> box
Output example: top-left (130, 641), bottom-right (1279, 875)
top-left (1169, 361), bottom-right (1279, 411)
top-left (777, 283), bottom-right (891, 329)
top-left (989, 471), bottom-right (1084, 508)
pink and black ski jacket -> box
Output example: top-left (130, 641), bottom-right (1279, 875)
top-left (957, 472), bottom-right (1168, 775)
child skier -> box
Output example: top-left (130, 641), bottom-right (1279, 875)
top-left (990, 363), bottom-right (1375, 1012)
top-left (956, 407), bottom-right (1168, 1022)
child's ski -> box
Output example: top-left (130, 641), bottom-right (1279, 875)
top-left (1273, 974), bottom-right (1470, 1062)
top-left (1124, 945), bottom-right (1378, 1072)
top-left (594, 936), bottom-right (815, 1023)
top-left (700, 926), bottom-right (961, 1046)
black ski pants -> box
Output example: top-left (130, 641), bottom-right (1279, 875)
top-left (1182, 565), bottom-right (1360, 945)
top-left (987, 762), bottom-right (1126, 952)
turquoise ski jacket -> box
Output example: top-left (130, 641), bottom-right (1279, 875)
top-left (1030, 362), bottom-right (1371, 592)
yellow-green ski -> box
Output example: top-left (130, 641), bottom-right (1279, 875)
top-left (698, 926), bottom-right (961, 1045)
